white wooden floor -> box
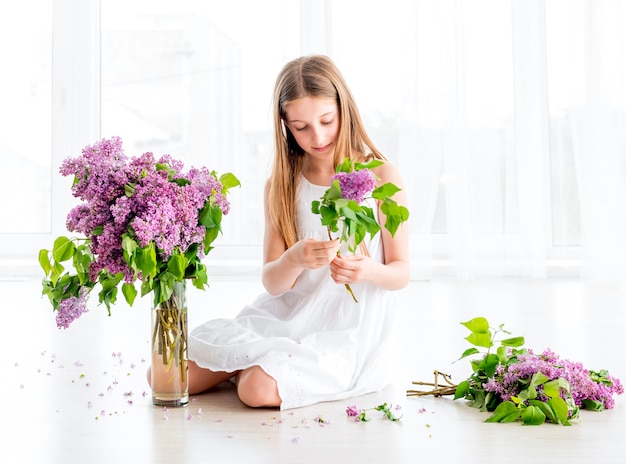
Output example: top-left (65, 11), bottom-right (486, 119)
top-left (3, 276), bottom-right (625, 463)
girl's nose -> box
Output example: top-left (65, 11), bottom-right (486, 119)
top-left (311, 125), bottom-right (324, 145)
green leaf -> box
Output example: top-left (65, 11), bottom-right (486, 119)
top-left (340, 205), bottom-right (358, 221)
top-left (371, 183), bottom-right (401, 201)
top-left (582, 399), bottom-right (605, 411)
top-left (124, 183), bottom-right (136, 197)
top-left (546, 396), bottom-right (572, 425)
top-left (121, 282), bottom-right (137, 306)
top-left (530, 371), bottom-right (549, 388)
top-left (51, 261), bottom-right (65, 286)
top-left (500, 336), bottom-right (525, 347)
top-left (529, 400), bottom-right (559, 423)
top-left (167, 253), bottom-right (186, 280)
top-left (324, 180), bottom-right (343, 201)
top-left (191, 264), bottom-right (208, 290)
top-left (589, 369), bottom-right (613, 386)
top-left (52, 236), bottom-right (75, 262)
top-left (172, 177), bottom-right (191, 187)
top-left (380, 198), bottom-right (409, 237)
top-left (517, 386), bottom-right (537, 401)
top-left (465, 332), bottom-right (493, 348)
top-left (461, 317), bottom-right (490, 334)
top-left (183, 243), bottom-right (199, 261)
top-left (478, 353), bottom-right (500, 377)
top-left (336, 158), bottom-right (353, 173)
top-left (39, 249), bottom-right (52, 275)
top-left (458, 347), bottom-right (480, 360)
top-left (311, 200), bottom-right (321, 214)
top-left (156, 162), bottom-right (176, 178)
top-left (98, 281), bottom-right (120, 315)
top-left (156, 272), bottom-right (176, 305)
top-left (496, 345), bottom-right (508, 362)
top-left (137, 244), bottom-right (157, 278)
top-left (199, 203), bottom-right (223, 230)
top-left (485, 401), bottom-right (520, 423)
top-left (219, 172), bottom-right (241, 192)
top-left (521, 405), bottom-right (547, 425)
top-left (141, 279), bottom-right (154, 297)
top-left (454, 380), bottom-right (470, 400)
top-left (468, 389), bottom-right (487, 410)
top-left (122, 234), bottom-right (138, 262)
top-left (203, 227), bottom-right (220, 254)
top-left (544, 378), bottom-right (570, 399)
top-left (320, 205), bottom-right (339, 230)
top-left (355, 159), bottom-right (384, 171)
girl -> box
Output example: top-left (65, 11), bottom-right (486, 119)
top-left (186, 55), bottom-right (409, 409)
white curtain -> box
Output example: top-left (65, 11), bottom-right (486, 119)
top-left (345, 0), bottom-right (626, 282)
top-left (1, 0), bottom-right (625, 283)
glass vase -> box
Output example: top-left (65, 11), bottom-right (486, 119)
top-left (150, 280), bottom-right (189, 407)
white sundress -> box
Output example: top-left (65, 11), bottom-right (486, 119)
top-left (188, 176), bottom-right (398, 410)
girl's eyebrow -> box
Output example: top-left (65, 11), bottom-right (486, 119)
top-left (288, 111), bottom-right (335, 124)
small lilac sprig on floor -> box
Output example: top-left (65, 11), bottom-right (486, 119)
top-left (312, 158), bottom-right (409, 302)
top-left (346, 402), bottom-right (402, 422)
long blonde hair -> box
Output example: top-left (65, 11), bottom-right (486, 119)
top-left (268, 55), bottom-right (386, 248)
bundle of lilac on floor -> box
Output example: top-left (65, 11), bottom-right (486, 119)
top-left (408, 317), bottom-right (623, 425)
top-left (311, 158), bottom-right (409, 302)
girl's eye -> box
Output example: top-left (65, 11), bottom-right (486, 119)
top-left (321, 120), bottom-right (333, 126)
top-left (294, 126), bottom-right (307, 132)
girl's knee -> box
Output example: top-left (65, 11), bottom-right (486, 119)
top-left (237, 366), bottom-right (281, 408)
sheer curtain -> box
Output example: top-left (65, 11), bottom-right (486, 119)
top-left (2, 0), bottom-right (625, 283)
top-left (350, 0), bottom-right (626, 281)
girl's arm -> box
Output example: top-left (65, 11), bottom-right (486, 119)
top-left (329, 161), bottom-right (410, 290)
top-left (262, 181), bottom-right (340, 295)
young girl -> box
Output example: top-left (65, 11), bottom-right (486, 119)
top-left (186, 55), bottom-right (410, 409)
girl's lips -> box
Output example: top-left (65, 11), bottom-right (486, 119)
top-left (313, 143), bottom-right (332, 152)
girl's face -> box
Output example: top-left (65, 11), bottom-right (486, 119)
top-left (283, 97), bottom-right (339, 162)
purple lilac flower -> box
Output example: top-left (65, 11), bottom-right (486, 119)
top-left (59, 138), bottom-right (232, 281)
top-left (60, 136), bottom-right (128, 204)
top-left (332, 169), bottom-right (376, 204)
top-left (482, 348), bottom-right (624, 409)
top-left (56, 288), bottom-right (89, 329)
top-left (346, 405), bottom-right (361, 417)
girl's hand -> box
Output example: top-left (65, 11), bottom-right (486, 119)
top-left (329, 253), bottom-right (374, 285)
top-left (287, 238), bottom-right (340, 270)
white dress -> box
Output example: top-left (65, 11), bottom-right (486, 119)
top-left (189, 176), bottom-right (398, 409)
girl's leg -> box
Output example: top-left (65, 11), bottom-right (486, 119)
top-left (187, 360), bottom-right (238, 394)
top-left (236, 365), bottom-right (282, 408)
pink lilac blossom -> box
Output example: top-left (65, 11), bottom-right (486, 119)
top-left (483, 348), bottom-right (624, 409)
top-left (56, 287), bottom-right (89, 329)
top-left (60, 137), bottom-right (230, 282)
top-left (332, 169), bottom-right (376, 204)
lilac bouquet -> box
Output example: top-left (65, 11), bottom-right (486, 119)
top-left (409, 317), bottom-right (623, 425)
top-left (311, 158), bottom-right (409, 302)
top-left (39, 137), bottom-right (240, 328)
